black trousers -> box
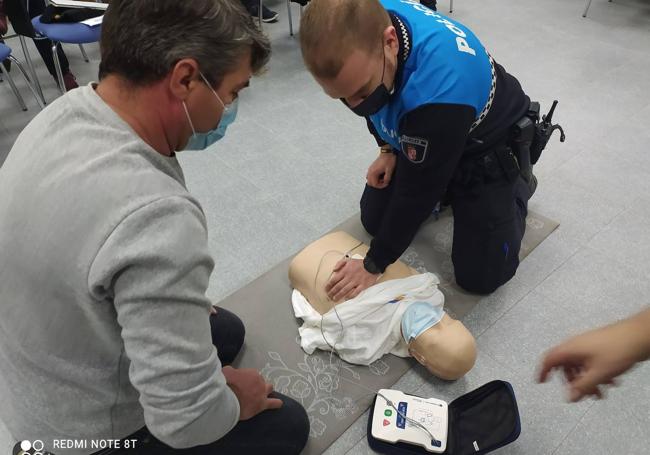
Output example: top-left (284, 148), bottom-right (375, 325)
top-left (421, 0), bottom-right (437, 11)
top-left (4, 0), bottom-right (70, 76)
top-left (239, 0), bottom-right (262, 12)
top-left (360, 148), bottom-right (531, 295)
top-left (101, 308), bottom-right (310, 455)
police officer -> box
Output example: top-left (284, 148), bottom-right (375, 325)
top-left (300, 0), bottom-right (546, 300)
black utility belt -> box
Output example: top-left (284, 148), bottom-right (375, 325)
top-left (470, 145), bottom-right (520, 183)
top-left (458, 99), bottom-right (566, 186)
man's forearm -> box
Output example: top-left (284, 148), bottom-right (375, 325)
top-left (625, 307), bottom-right (650, 362)
top-left (366, 189), bottom-right (439, 272)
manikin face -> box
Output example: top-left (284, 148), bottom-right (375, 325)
top-left (407, 316), bottom-right (477, 381)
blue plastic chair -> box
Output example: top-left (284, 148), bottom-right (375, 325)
top-left (0, 43), bottom-right (45, 111)
top-left (31, 14), bottom-right (101, 94)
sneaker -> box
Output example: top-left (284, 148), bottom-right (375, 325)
top-left (249, 4), bottom-right (279, 23)
top-left (62, 71), bottom-right (79, 91)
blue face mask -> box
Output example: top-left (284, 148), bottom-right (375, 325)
top-left (401, 301), bottom-right (444, 343)
top-left (182, 73), bottom-right (239, 151)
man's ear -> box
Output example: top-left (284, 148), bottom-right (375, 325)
top-left (169, 58), bottom-right (201, 101)
top-left (383, 25), bottom-right (399, 55)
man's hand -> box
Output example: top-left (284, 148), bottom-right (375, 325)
top-left (222, 366), bottom-right (282, 420)
top-left (367, 152), bottom-right (397, 189)
top-left (325, 258), bottom-right (379, 302)
top-left (538, 312), bottom-right (650, 402)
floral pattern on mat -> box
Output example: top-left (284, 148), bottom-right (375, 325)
top-left (261, 351), bottom-right (391, 438)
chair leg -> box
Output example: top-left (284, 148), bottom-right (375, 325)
top-left (79, 44), bottom-right (90, 63)
top-left (53, 42), bottom-right (66, 95)
top-left (583, 0), bottom-right (593, 17)
top-left (19, 35), bottom-right (46, 105)
top-left (9, 56), bottom-right (45, 110)
top-left (259, 0), bottom-right (263, 27)
top-left (450, 0), bottom-right (454, 13)
top-left (0, 61), bottom-right (28, 111)
top-left (287, 0), bottom-right (294, 36)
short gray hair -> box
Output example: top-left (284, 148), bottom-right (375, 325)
top-left (99, 0), bottom-right (271, 86)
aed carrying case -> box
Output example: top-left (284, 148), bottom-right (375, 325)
top-left (367, 380), bottom-right (521, 455)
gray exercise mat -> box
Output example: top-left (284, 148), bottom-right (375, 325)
top-left (217, 210), bottom-right (559, 454)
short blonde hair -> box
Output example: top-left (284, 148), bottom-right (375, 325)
top-left (300, 0), bottom-right (391, 79)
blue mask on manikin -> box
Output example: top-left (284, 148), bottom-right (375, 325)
top-left (183, 72), bottom-right (239, 150)
top-left (401, 301), bottom-right (445, 343)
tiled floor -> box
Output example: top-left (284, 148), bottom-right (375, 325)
top-left (1, 0), bottom-right (649, 454)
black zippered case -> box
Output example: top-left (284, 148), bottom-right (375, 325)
top-left (367, 380), bottom-right (521, 455)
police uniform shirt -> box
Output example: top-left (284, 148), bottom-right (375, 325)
top-left (364, 0), bottom-right (530, 272)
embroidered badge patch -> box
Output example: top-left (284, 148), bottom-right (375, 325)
top-left (400, 135), bottom-right (429, 163)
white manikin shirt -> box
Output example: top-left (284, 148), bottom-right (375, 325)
top-left (292, 272), bottom-right (444, 365)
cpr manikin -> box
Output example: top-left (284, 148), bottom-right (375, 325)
top-left (289, 231), bottom-right (477, 380)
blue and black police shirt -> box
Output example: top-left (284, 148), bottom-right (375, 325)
top-left (365, 0), bottom-right (530, 272)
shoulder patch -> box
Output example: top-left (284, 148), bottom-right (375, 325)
top-left (400, 135), bottom-right (429, 163)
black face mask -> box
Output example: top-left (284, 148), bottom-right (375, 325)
top-left (343, 46), bottom-right (392, 117)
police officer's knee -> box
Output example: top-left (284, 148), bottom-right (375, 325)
top-left (456, 275), bottom-right (501, 295)
top-left (455, 265), bottom-right (514, 295)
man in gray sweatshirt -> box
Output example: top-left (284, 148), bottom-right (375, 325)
top-left (0, 1), bottom-right (309, 454)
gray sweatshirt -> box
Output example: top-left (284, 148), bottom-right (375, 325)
top-left (0, 85), bottom-right (239, 454)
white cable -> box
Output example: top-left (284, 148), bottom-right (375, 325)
top-left (312, 243), bottom-right (440, 446)
top-left (334, 375), bottom-right (440, 446)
